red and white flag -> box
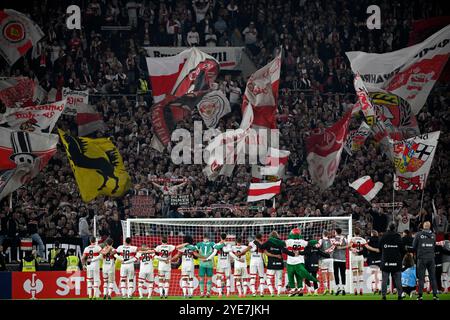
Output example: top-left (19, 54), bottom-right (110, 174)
top-left (389, 131), bottom-right (440, 190)
top-left (146, 49), bottom-right (190, 103)
top-left (0, 128), bottom-right (58, 200)
top-left (242, 50), bottom-right (282, 129)
top-left (62, 87), bottom-right (89, 115)
top-left (353, 73), bottom-right (376, 126)
top-left (0, 9), bottom-right (44, 66)
top-left (349, 176), bottom-right (383, 202)
top-left (76, 103), bottom-right (106, 136)
top-left (258, 147), bottom-right (290, 177)
top-left (306, 110), bottom-right (352, 190)
top-left (247, 180), bottom-right (281, 202)
top-left (346, 25), bottom-right (450, 115)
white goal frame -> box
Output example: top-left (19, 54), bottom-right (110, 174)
top-left (124, 216), bottom-right (354, 293)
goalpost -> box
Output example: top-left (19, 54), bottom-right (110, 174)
top-left (124, 216), bottom-right (353, 296)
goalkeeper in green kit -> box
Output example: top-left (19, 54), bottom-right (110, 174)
top-left (196, 234), bottom-right (216, 297)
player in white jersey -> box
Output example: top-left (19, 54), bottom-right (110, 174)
top-left (172, 236), bottom-right (200, 298)
top-left (100, 238), bottom-right (116, 300)
top-left (350, 228), bottom-right (379, 295)
top-left (115, 237), bottom-right (138, 299)
top-left (154, 236), bottom-right (176, 298)
top-left (317, 230), bottom-right (335, 294)
top-left (231, 237), bottom-right (250, 298)
top-left (82, 237), bottom-right (103, 300)
top-left (136, 244), bottom-right (157, 299)
top-left (239, 233), bottom-right (266, 297)
top-left (205, 233), bottom-right (239, 297)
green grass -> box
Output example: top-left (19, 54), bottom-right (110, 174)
top-left (47, 293), bottom-right (450, 301)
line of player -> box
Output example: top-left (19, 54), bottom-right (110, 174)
top-left (80, 227), bottom-right (374, 299)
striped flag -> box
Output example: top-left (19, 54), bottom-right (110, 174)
top-left (76, 103), bottom-right (106, 136)
top-left (247, 180), bottom-right (281, 202)
top-left (0, 9), bottom-right (44, 66)
top-left (349, 176), bottom-right (383, 202)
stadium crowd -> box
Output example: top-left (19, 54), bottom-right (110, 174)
top-left (0, 0), bottom-right (449, 265)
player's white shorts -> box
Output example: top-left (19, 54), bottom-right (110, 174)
top-left (102, 264), bottom-right (115, 281)
top-left (120, 263), bottom-right (135, 279)
top-left (139, 271), bottom-right (154, 282)
top-left (158, 269), bottom-right (171, 280)
top-left (443, 262), bottom-right (450, 274)
top-left (249, 262), bottom-right (265, 277)
top-left (234, 266), bottom-right (248, 278)
top-left (181, 266), bottom-right (194, 278)
top-left (320, 258), bottom-right (334, 272)
top-left (266, 269), bottom-right (283, 284)
top-left (216, 265), bottom-right (231, 278)
top-left (351, 255), bottom-right (364, 271)
top-left (87, 266), bottom-right (100, 283)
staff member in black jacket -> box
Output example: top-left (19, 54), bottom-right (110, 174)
top-left (413, 221), bottom-right (439, 300)
top-left (379, 223), bottom-right (405, 300)
top-left (303, 240), bottom-right (330, 295)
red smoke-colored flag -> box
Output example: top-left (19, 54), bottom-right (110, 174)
top-left (349, 176), bottom-right (383, 202)
top-left (247, 180), bottom-right (281, 202)
top-left (306, 110), bottom-right (352, 190)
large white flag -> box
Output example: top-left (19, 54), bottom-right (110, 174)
top-left (346, 25), bottom-right (450, 115)
top-left (0, 9), bottom-right (44, 66)
top-left (389, 131), bottom-right (440, 190)
top-left (0, 99), bottom-right (66, 133)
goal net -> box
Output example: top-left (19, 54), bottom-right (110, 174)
top-left (125, 217), bottom-right (353, 297)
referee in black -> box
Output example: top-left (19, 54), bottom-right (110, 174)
top-left (413, 221), bottom-right (439, 300)
top-left (379, 222), bottom-right (405, 300)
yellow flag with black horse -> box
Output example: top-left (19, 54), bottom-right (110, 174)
top-left (58, 129), bottom-right (131, 202)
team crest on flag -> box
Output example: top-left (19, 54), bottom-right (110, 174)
top-left (389, 131), bottom-right (440, 190)
top-left (58, 129), bottom-right (131, 202)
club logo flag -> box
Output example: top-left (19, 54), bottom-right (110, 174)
top-left (196, 90), bottom-right (231, 128)
top-left (242, 50), bottom-right (282, 129)
top-left (0, 128), bottom-right (58, 200)
top-left (0, 9), bottom-right (44, 66)
top-left (150, 48), bottom-right (220, 149)
top-left (58, 129), bottom-right (131, 202)
top-left (306, 110), bottom-right (352, 190)
top-left (349, 176), bottom-right (383, 202)
top-left (247, 180), bottom-right (281, 202)
top-left (370, 91), bottom-right (420, 141)
top-left (389, 131), bottom-right (440, 190)
top-left (344, 121), bottom-right (371, 156)
top-left (76, 103), bottom-right (106, 136)
top-left (0, 99), bottom-right (66, 133)
top-left (346, 25), bottom-right (450, 115)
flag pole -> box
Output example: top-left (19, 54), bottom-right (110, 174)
top-left (9, 193), bottom-right (13, 209)
top-left (392, 187), bottom-right (395, 214)
top-left (419, 189), bottom-right (425, 212)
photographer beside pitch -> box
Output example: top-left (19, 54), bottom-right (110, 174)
top-left (413, 221), bottom-right (439, 300)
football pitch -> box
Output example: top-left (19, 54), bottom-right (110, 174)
top-left (50, 293), bottom-right (450, 300)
